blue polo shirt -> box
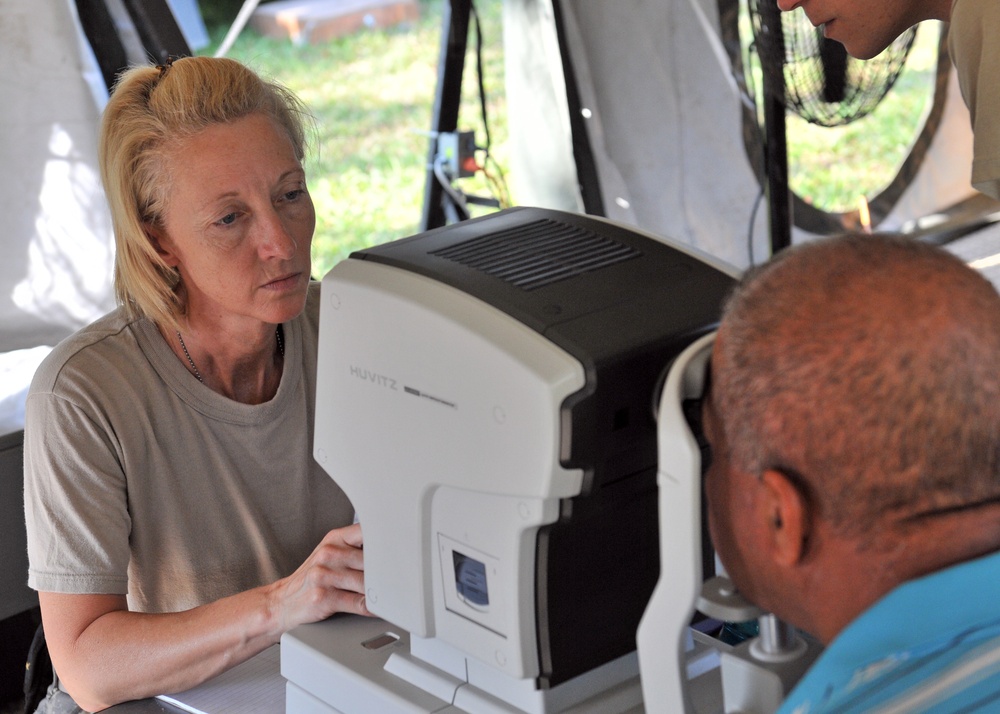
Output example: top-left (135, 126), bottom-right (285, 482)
top-left (778, 549), bottom-right (1000, 713)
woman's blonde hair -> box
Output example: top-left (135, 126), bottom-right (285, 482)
top-left (99, 56), bottom-right (311, 329)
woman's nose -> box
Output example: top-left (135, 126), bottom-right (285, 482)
top-left (259, 211), bottom-right (297, 259)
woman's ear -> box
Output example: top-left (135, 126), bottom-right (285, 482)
top-left (760, 468), bottom-right (811, 567)
top-left (145, 222), bottom-right (179, 267)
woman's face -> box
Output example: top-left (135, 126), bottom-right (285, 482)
top-left (151, 113), bottom-right (315, 330)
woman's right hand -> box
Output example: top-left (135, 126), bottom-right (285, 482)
top-left (266, 522), bottom-right (370, 634)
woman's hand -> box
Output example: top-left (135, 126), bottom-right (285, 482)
top-left (265, 522), bottom-right (371, 633)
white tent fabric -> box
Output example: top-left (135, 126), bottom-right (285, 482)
top-left (882, 66), bottom-right (976, 230)
top-left (0, 0), bottom-right (116, 353)
top-left (0, 0), bottom-right (116, 434)
top-left (505, 0), bottom-right (978, 270)
top-left (167, 0), bottom-right (210, 51)
top-left (503, 0), bottom-right (584, 216)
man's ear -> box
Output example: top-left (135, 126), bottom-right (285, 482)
top-left (145, 222), bottom-right (179, 267)
top-left (759, 468), bottom-right (810, 567)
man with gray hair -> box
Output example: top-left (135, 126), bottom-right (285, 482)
top-left (703, 234), bottom-right (1000, 712)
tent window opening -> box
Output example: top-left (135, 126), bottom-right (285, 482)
top-left (720, 0), bottom-right (948, 234)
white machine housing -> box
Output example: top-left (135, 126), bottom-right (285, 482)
top-left (314, 255), bottom-right (586, 681)
top-left (638, 333), bottom-right (717, 712)
top-left (638, 335), bottom-right (823, 714)
top-left (303, 207), bottom-right (739, 712)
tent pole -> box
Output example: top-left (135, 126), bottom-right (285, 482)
top-left (421, 0), bottom-right (473, 231)
top-left (758, 0), bottom-right (792, 255)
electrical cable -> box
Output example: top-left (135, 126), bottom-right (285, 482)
top-left (434, 156), bottom-right (472, 221)
top-left (741, 2), bottom-right (767, 268)
top-left (468, 1), bottom-right (512, 210)
top-left (746, 187), bottom-right (764, 267)
top-left (482, 161), bottom-right (511, 209)
top-left (470, 3), bottom-right (490, 152)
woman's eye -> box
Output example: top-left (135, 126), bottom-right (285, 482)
top-left (283, 189), bottom-right (305, 202)
top-left (218, 212), bottom-right (238, 226)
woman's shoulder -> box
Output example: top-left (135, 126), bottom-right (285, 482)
top-left (29, 307), bottom-right (147, 395)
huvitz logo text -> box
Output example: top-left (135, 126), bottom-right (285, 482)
top-left (349, 365), bottom-right (398, 391)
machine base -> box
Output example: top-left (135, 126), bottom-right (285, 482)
top-left (280, 615), bottom-right (645, 714)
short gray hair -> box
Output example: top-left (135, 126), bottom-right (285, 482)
top-left (714, 234), bottom-right (1000, 537)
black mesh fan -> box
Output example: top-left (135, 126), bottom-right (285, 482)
top-left (749, 0), bottom-right (917, 127)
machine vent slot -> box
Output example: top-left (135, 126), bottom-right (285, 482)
top-left (431, 219), bottom-right (642, 290)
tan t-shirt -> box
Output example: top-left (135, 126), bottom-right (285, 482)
top-left (24, 283), bottom-right (354, 613)
top-left (950, 0), bottom-right (1000, 200)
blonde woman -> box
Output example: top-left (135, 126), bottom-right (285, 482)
top-left (24, 57), bottom-right (368, 713)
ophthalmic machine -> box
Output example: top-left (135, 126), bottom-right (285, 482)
top-left (280, 206), bottom-right (819, 713)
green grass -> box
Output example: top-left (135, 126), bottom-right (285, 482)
top-left (198, 1), bottom-right (941, 272)
top-left (199, 0), bottom-right (508, 278)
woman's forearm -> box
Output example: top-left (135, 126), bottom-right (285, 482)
top-left (41, 584), bottom-right (281, 712)
top-left (40, 524), bottom-right (367, 712)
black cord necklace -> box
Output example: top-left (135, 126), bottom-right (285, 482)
top-left (176, 326), bottom-right (284, 384)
